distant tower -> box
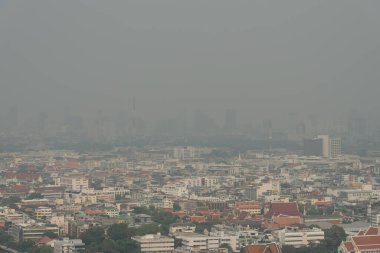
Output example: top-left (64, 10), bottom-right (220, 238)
top-left (130, 96), bottom-right (136, 135)
top-left (263, 119), bottom-right (273, 152)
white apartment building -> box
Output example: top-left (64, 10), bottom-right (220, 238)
top-left (329, 138), bottom-right (342, 158)
top-left (81, 187), bottom-right (129, 198)
top-left (371, 213), bottom-right (380, 226)
top-left (169, 224), bottom-right (196, 235)
top-left (176, 232), bottom-right (237, 251)
top-left (103, 208), bottom-right (119, 218)
top-left (54, 238), bottom-right (85, 253)
top-left (276, 227), bottom-right (324, 247)
top-left (59, 175), bottom-right (88, 192)
top-left (132, 233), bottom-right (174, 253)
top-left (187, 177), bottom-right (219, 188)
top-left (161, 183), bottom-right (189, 197)
top-left (316, 135), bottom-right (342, 158)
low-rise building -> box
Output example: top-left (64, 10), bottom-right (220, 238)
top-left (175, 232), bottom-right (237, 252)
top-left (275, 226), bottom-right (324, 247)
top-left (132, 233), bottom-right (174, 253)
top-left (54, 238), bottom-right (85, 253)
top-left (9, 223), bottom-right (59, 242)
top-left (35, 207), bottom-right (52, 220)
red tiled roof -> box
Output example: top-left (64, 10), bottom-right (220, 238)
top-left (343, 242), bottom-right (354, 252)
top-left (266, 202), bottom-right (301, 218)
top-left (37, 236), bottom-right (54, 244)
top-left (242, 243), bottom-right (282, 253)
top-left (365, 227), bottom-right (380, 235)
top-left (352, 235), bottom-right (380, 250)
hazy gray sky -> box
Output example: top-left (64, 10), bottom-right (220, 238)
top-left (1, 1), bottom-right (380, 129)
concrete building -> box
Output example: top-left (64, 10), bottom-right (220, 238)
top-left (329, 138), bottom-right (342, 158)
top-left (59, 175), bottom-right (88, 192)
top-left (318, 135), bottom-right (330, 158)
top-left (234, 201), bottom-right (261, 215)
top-left (169, 224), bottom-right (196, 235)
top-left (175, 232), bottom-right (237, 252)
top-left (303, 138), bottom-right (323, 157)
top-left (34, 207), bottom-right (52, 220)
top-left (276, 226), bottom-right (324, 247)
top-left (132, 233), bottom-right (174, 253)
top-left (303, 135), bottom-right (342, 158)
top-left (54, 238), bottom-right (85, 253)
top-left (9, 223), bottom-right (59, 242)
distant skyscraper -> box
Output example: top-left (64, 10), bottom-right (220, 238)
top-left (303, 135), bottom-right (342, 158)
top-left (317, 135), bottom-right (330, 158)
top-left (329, 137), bottom-right (342, 158)
top-left (303, 138), bottom-right (323, 157)
top-left (193, 110), bottom-right (217, 135)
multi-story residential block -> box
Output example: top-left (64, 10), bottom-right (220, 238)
top-left (161, 183), bottom-right (189, 198)
top-left (104, 208), bottom-right (119, 217)
top-left (132, 233), bottom-right (174, 253)
top-left (175, 232), bottom-right (237, 252)
top-left (54, 238), bottom-right (85, 253)
top-left (33, 186), bottom-right (66, 200)
top-left (34, 206), bottom-right (52, 220)
top-left (187, 177), bottom-right (219, 188)
top-left (169, 224), bottom-right (196, 235)
top-left (59, 174), bottom-right (88, 192)
top-left (235, 201), bottom-right (261, 215)
top-left (275, 226), bottom-right (324, 247)
top-left (9, 223), bottom-right (59, 242)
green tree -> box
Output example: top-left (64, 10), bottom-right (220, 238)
top-left (322, 225), bottom-right (346, 252)
top-left (133, 206), bottom-right (152, 215)
top-left (43, 231), bottom-right (58, 239)
top-left (27, 192), bottom-right (44, 199)
top-left (220, 243), bottom-right (234, 253)
top-left (136, 224), bottom-right (161, 236)
top-left (1, 196), bottom-right (21, 206)
top-left (0, 230), bottom-right (13, 245)
top-left (194, 220), bottom-right (222, 234)
top-left (80, 227), bottom-right (105, 246)
top-left (174, 238), bottom-right (183, 248)
top-left (116, 240), bottom-right (140, 253)
top-left (16, 240), bottom-right (35, 252)
top-left (99, 239), bottom-right (119, 253)
top-left (173, 203), bottom-right (181, 211)
top-left (28, 245), bottom-right (54, 253)
top-left (107, 223), bottom-right (135, 240)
